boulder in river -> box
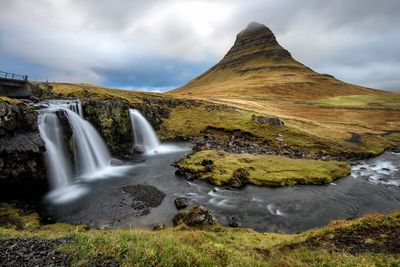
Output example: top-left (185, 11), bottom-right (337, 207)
top-left (229, 167), bottom-right (249, 188)
top-left (174, 197), bottom-right (189, 210)
top-left (173, 205), bottom-right (217, 227)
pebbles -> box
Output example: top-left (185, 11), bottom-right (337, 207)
top-left (120, 184), bottom-right (166, 216)
top-left (0, 237), bottom-right (70, 267)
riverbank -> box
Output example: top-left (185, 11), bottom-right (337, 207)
top-left (0, 205), bottom-right (399, 266)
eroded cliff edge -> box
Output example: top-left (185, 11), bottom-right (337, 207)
top-left (0, 97), bottom-right (46, 199)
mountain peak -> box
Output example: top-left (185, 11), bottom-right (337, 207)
top-left (210, 22), bottom-right (293, 70)
top-left (238, 22), bottom-right (275, 39)
top-left (169, 21), bottom-right (377, 101)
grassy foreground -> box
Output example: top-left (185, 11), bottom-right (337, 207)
top-left (1, 206), bottom-right (399, 266)
top-left (176, 150), bottom-right (351, 187)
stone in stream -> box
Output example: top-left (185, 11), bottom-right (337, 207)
top-left (132, 144), bottom-right (146, 154)
top-left (229, 167), bottom-right (249, 188)
top-left (228, 216), bottom-right (240, 228)
top-left (173, 205), bottom-right (217, 227)
top-left (120, 184), bottom-right (166, 216)
top-left (153, 224), bottom-right (166, 231)
top-left (174, 197), bottom-right (189, 210)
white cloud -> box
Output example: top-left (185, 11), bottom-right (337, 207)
top-left (0, 0), bottom-right (399, 91)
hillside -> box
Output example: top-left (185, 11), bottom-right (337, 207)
top-left (169, 22), bottom-right (391, 101)
top-left (167, 22), bottom-right (400, 147)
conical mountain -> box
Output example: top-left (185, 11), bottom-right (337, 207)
top-left (168, 22), bottom-right (383, 100)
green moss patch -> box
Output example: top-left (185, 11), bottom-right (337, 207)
top-left (176, 150), bottom-right (351, 187)
top-left (318, 95), bottom-right (400, 106)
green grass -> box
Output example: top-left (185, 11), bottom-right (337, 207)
top-left (0, 96), bottom-right (22, 104)
top-left (319, 95), bottom-right (400, 106)
top-left (159, 105), bottom-right (378, 158)
top-left (177, 150), bottom-right (351, 187)
top-left (1, 205), bottom-right (399, 266)
top-left (32, 82), bottom-right (168, 106)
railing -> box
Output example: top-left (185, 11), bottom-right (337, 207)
top-left (0, 70), bottom-right (28, 81)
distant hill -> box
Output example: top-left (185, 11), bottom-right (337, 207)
top-left (168, 22), bottom-right (389, 100)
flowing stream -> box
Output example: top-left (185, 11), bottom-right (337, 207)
top-left (39, 99), bottom-right (400, 232)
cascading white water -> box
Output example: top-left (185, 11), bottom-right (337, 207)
top-left (38, 112), bottom-right (73, 190)
top-left (48, 99), bottom-right (83, 117)
top-left (129, 109), bottom-right (160, 154)
top-left (38, 100), bottom-right (113, 203)
top-left (64, 109), bottom-right (111, 177)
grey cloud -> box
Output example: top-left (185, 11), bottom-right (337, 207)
top-left (0, 0), bottom-right (399, 91)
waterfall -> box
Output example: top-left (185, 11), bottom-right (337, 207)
top-left (38, 112), bottom-right (73, 190)
top-left (129, 109), bottom-right (160, 154)
top-left (48, 99), bottom-right (83, 117)
top-left (38, 100), bottom-right (111, 191)
top-left (63, 109), bottom-right (111, 177)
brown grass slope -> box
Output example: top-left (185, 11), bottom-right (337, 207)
top-left (167, 22), bottom-right (400, 145)
top-left (168, 22), bottom-right (393, 101)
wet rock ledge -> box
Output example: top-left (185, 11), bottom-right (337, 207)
top-left (0, 98), bottom-right (46, 200)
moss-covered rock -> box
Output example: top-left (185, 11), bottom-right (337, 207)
top-left (82, 100), bottom-right (132, 156)
top-left (173, 205), bottom-right (217, 227)
top-left (175, 150), bottom-right (351, 187)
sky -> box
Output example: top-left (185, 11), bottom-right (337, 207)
top-left (0, 0), bottom-right (399, 92)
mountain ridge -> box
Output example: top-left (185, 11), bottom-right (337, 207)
top-left (168, 22), bottom-right (389, 100)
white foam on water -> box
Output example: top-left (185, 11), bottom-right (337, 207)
top-left (45, 184), bottom-right (89, 204)
top-left (351, 156), bottom-right (399, 186)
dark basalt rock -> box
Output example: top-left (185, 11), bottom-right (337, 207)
top-left (173, 205), bottom-right (217, 227)
top-left (82, 100), bottom-right (132, 156)
top-left (201, 159), bottom-right (214, 172)
top-left (230, 167), bottom-right (249, 188)
top-left (227, 215), bottom-right (240, 228)
top-left (252, 115), bottom-right (284, 128)
top-left (174, 197), bottom-right (189, 210)
top-left (0, 100), bottom-right (46, 200)
top-left (174, 168), bottom-right (199, 181)
top-left (132, 144), bottom-right (145, 154)
top-left (153, 224), bottom-right (166, 231)
top-left (347, 132), bottom-right (362, 145)
top-left (0, 237), bottom-right (71, 267)
top-left (120, 184), bottom-right (166, 216)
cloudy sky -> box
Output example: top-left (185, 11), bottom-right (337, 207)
top-left (1, 0), bottom-right (399, 92)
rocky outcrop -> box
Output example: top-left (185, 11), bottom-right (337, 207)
top-left (0, 99), bottom-right (46, 199)
top-left (174, 197), bottom-right (189, 210)
top-left (252, 115), bottom-right (284, 128)
top-left (230, 167), bottom-right (249, 188)
top-left (80, 97), bottom-right (201, 156)
top-left (173, 205), bottom-right (217, 227)
top-left (83, 100), bottom-right (132, 156)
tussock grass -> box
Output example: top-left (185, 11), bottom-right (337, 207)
top-left (1, 206), bottom-right (399, 266)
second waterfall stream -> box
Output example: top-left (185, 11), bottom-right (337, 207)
top-left (38, 100), bottom-right (118, 203)
top-left (38, 101), bottom-right (189, 203)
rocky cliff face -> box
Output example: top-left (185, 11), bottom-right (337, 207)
top-left (0, 99), bottom-right (46, 199)
top-left (81, 96), bottom-right (196, 157)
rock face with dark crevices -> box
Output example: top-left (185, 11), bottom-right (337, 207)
top-left (211, 22), bottom-right (295, 70)
top-left (0, 99), bottom-right (46, 199)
